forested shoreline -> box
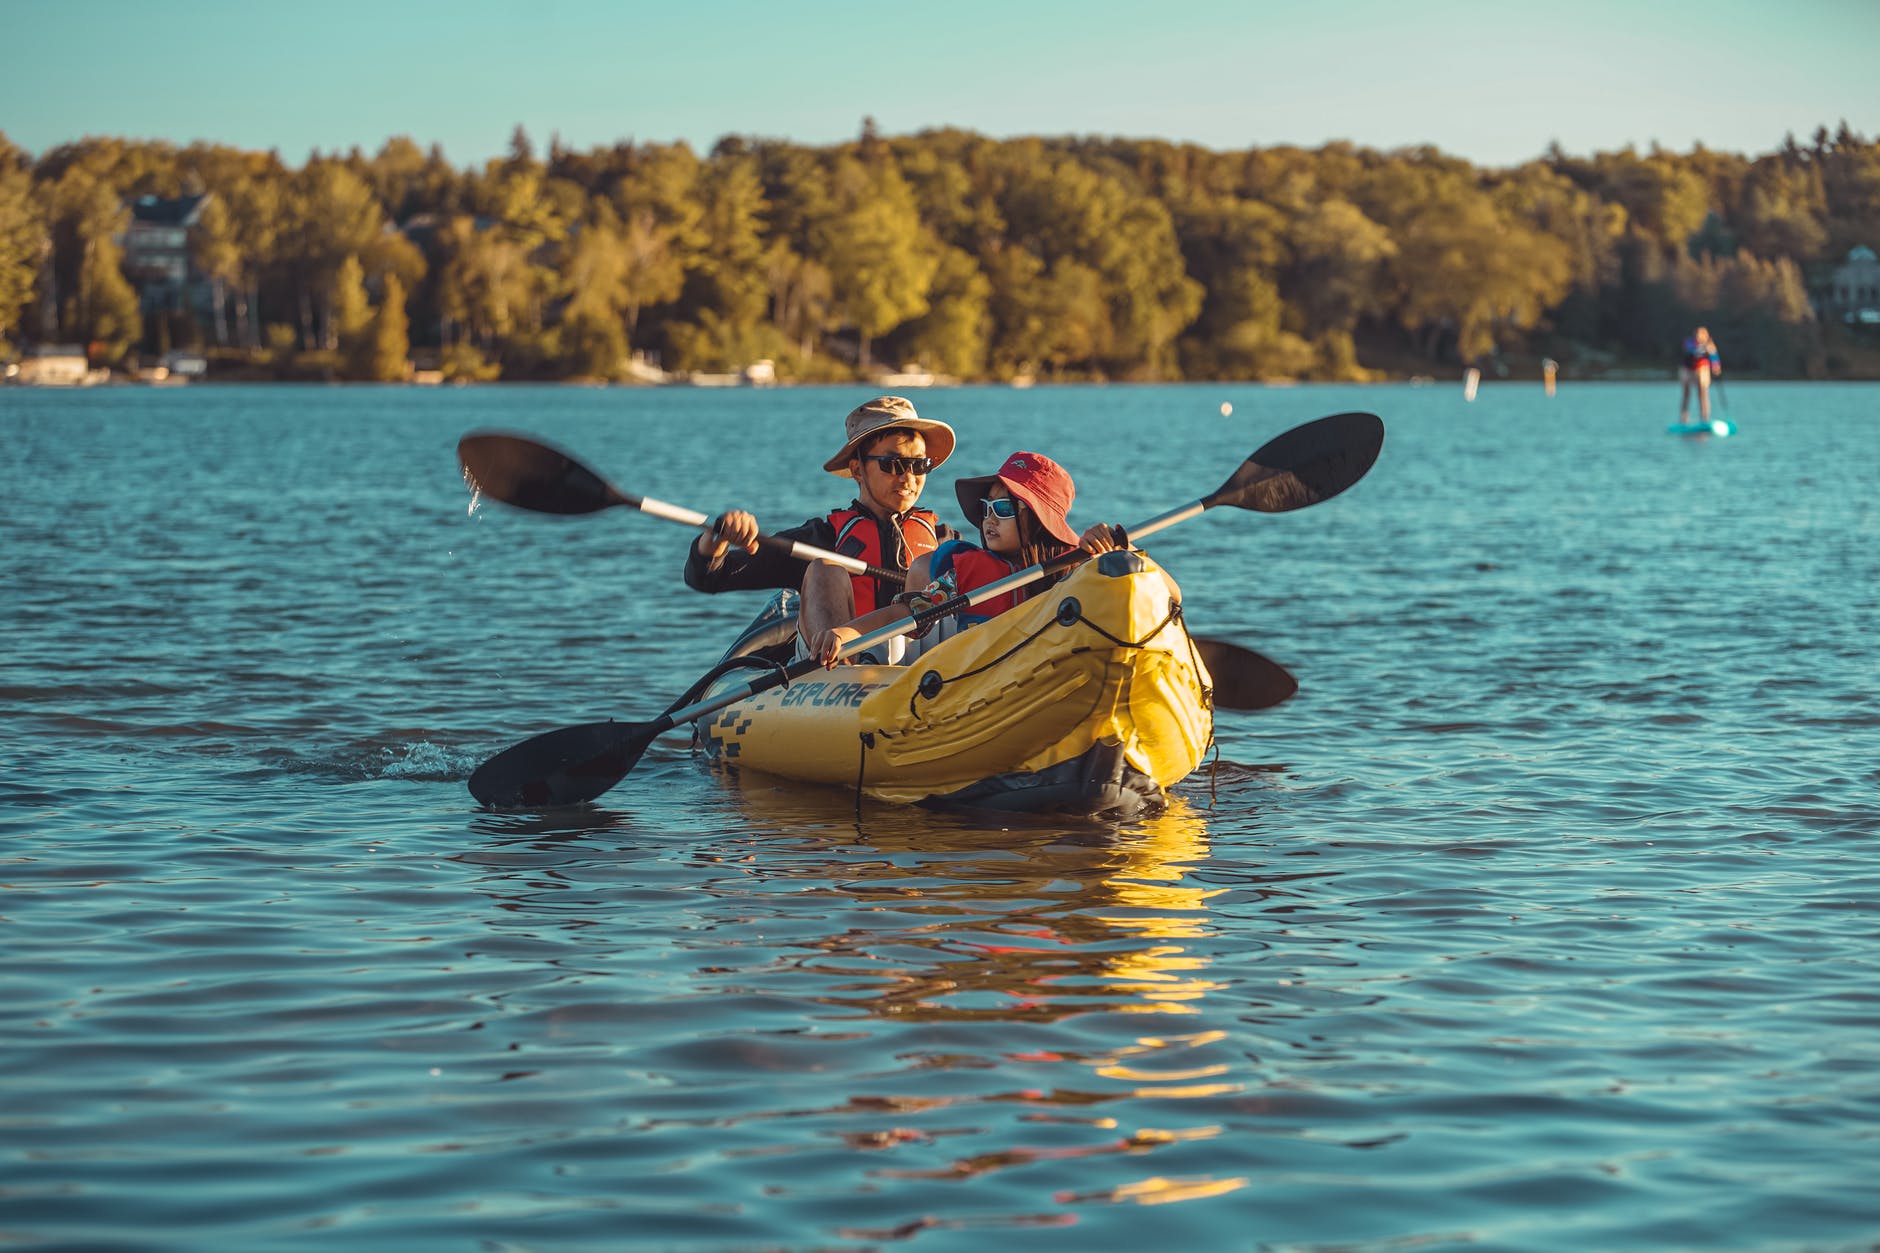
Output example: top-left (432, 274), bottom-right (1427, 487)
top-left (2, 121), bottom-right (1877, 383)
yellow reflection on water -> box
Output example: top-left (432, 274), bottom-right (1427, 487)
top-left (470, 783), bottom-right (1266, 1216)
top-left (1058, 1174), bottom-right (1251, 1206)
top-left (716, 792), bottom-right (1226, 1030)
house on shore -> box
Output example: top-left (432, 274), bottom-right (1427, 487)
top-left (123, 194), bottom-right (214, 318)
top-left (8, 344), bottom-right (103, 386)
top-left (1823, 245), bottom-right (1880, 324)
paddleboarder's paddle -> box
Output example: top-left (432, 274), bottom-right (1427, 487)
top-left (468, 411), bottom-right (1382, 808)
top-left (458, 431), bottom-right (905, 584)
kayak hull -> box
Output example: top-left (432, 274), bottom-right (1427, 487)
top-left (697, 553), bottom-right (1213, 817)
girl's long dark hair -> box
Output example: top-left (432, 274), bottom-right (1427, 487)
top-left (1013, 506), bottom-right (1073, 595)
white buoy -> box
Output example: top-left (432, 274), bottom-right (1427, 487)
top-left (1220, 401), bottom-right (1233, 417)
top-left (1463, 368), bottom-right (1480, 402)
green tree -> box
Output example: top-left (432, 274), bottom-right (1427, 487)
top-left (558, 207), bottom-right (633, 377)
top-left (365, 135), bottom-right (460, 222)
top-left (1090, 192), bottom-right (1204, 377)
top-left (358, 273), bottom-right (410, 380)
top-left (80, 230), bottom-right (142, 363)
top-left (981, 245), bottom-right (1048, 377)
top-left (665, 154), bottom-right (772, 371)
top-left (0, 133), bottom-right (45, 342)
top-left (1499, 160), bottom-right (1627, 343)
top-left (983, 245), bottom-right (1109, 379)
top-left (1389, 189), bottom-right (1574, 362)
top-left (181, 148), bottom-right (289, 348)
top-left (330, 253), bottom-right (372, 356)
top-left (189, 193), bottom-right (242, 345)
top-left (1736, 158), bottom-right (1828, 260)
top-left (470, 161), bottom-right (581, 254)
top-left (436, 214), bottom-right (534, 350)
top-left (46, 176), bottom-right (143, 360)
top-left (989, 145), bottom-right (1200, 377)
top-left (1808, 123), bottom-right (1880, 256)
top-left (1284, 198), bottom-right (1396, 340)
top-left (810, 155), bottom-right (936, 369)
top-left (763, 239), bottom-right (834, 363)
top-left (1168, 191), bottom-right (1293, 379)
top-left (440, 341), bottom-right (500, 381)
top-left (1189, 267), bottom-right (1315, 380)
top-left (619, 206), bottom-right (686, 333)
top-left (1587, 148), bottom-right (1711, 251)
top-left (891, 244), bottom-right (990, 378)
top-left (892, 135), bottom-right (1005, 254)
top-left (285, 159), bottom-right (391, 348)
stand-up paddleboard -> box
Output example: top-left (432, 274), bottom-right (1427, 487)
top-left (1668, 419), bottom-right (1737, 437)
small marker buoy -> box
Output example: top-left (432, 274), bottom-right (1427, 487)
top-left (1219, 402), bottom-right (1233, 417)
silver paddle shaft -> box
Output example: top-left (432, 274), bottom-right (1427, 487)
top-left (634, 491), bottom-right (879, 578)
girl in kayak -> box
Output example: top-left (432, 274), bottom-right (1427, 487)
top-left (808, 450), bottom-right (1125, 667)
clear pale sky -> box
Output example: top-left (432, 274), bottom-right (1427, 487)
top-left (5, 0), bottom-right (1875, 169)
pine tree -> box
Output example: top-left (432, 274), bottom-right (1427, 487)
top-left (360, 274), bottom-right (410, 381)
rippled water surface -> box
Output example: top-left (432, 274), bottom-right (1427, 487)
top-left (4, 381), bottom-right (1876, 1251)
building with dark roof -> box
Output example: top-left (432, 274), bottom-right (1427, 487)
top-left (1825, 245), bottom-right (1880, 324)
top-left (122, 193), bottom-right (213, 314)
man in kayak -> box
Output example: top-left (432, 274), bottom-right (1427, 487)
top-left (1678, 326), bottom-right (1722, 423)
top-left (806, 450), bottom-right (1128, 667)
top-left (684, 395), bottom-right (960, 658)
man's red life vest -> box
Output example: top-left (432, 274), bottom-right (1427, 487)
top-left (827, 506), bottom-right (942, 613)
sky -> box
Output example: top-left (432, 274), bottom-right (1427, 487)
top-left (5, 0), bottom-right (1876, 170)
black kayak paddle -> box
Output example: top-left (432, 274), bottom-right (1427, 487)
top-left (458, 430), bottom-right (905, 583)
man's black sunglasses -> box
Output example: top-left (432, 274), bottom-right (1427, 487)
top-left (859, 454), bottom-right (935, 476)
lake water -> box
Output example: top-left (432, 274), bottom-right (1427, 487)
top-left (3, 380), bottom-right (1876, 1251)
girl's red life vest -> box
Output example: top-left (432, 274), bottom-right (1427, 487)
top-left (827, 506), bottom-right (942, 613)
top-left (938, 544), bottom-right (1028, 620)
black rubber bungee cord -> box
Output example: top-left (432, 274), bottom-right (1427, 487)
top-left (905, 596), bottom-right (1187, 719)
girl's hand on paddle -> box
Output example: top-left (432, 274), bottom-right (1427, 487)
top-left (698, 510), bottom-right (760, 559)
top-left (1078, 522), bottom-right (1123, 555)
top-left (810, 626), bottom-right (860, 669)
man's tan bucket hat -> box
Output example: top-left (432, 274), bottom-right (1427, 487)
top-left (823, 396), bottom-right (957, 477)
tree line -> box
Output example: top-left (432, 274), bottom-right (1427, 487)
top-left (0, 120), bottom-right (1875, 382)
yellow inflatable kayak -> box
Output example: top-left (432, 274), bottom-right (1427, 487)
top-left (693, 551), bottom-right (1214, 817)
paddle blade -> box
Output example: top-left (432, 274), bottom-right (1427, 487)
top-left (458, 431), bottom-right (623, 515)
top-left (468, 719), bottom-right (660, 807)
top-left (1205, 411), bottom-right (1385, 513)
top-left (1191, 637), bottom-right (1298, 711)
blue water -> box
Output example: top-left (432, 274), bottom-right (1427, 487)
top-left (3, 381), bottom-right (1876, 1251)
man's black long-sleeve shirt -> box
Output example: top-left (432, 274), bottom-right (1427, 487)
top-left (682, 503), bottom-right (959, 602)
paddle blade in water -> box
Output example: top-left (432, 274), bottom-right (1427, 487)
top-left (468, 719), bottom-right (658, 807)
top-left (1191, 637), bottom-right (1299, 711)
top-left (458, 432), bottom-right (621, 516)
top-left (1205, 411), bottom-right (1385, 513)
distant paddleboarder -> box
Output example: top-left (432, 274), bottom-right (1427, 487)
top-left (1678, 327), bottom-right (1722, 424)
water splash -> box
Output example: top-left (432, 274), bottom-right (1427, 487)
top-left (377, 740), bottom-right (476, 781)
top-left (258, 740), bottom-right (480, 782)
